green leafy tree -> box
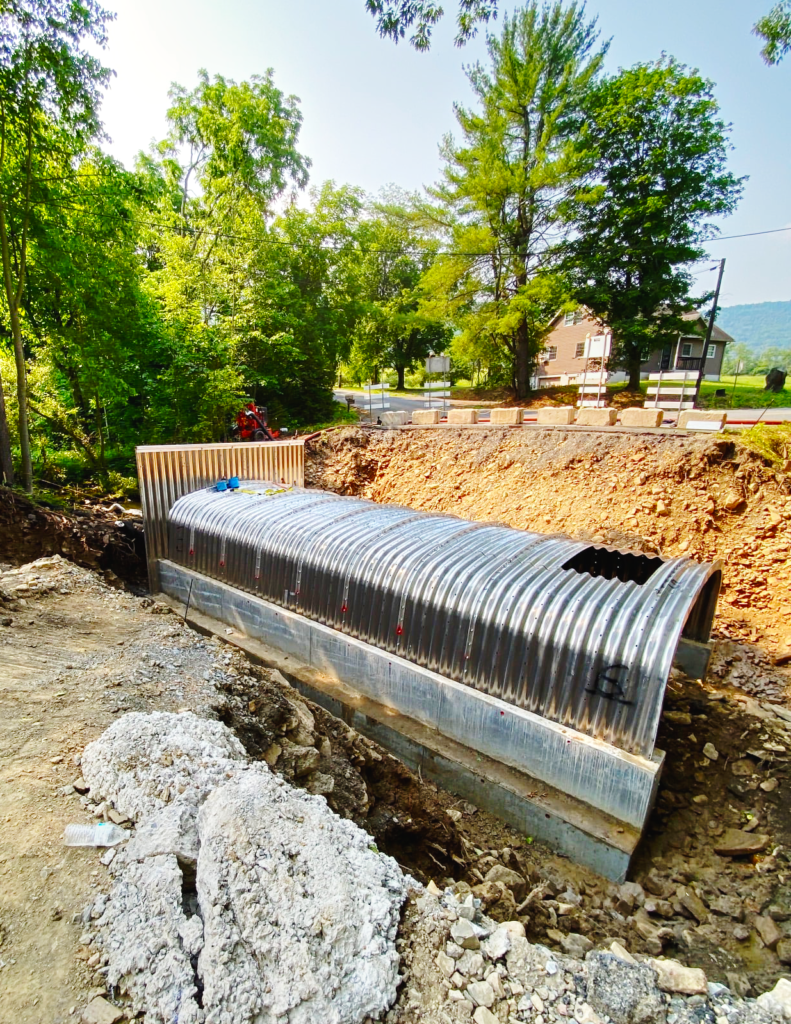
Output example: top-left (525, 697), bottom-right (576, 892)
top-left (562, 58), bottom-right (744, 389)
top-left (352, 196), bottom-right (451, 389)
top-left (0, 0), bottom-right (113, 490)
top-left (142, 70), bottom-right (317, 437)
top-left (365, 0), bottom-right (498, 49)
top-left (236, 183), bottom-right (368, 424)
top-left (754, 1), bottom-right (791, 64)
top-left (19, 154), bottom-right (161, 478)
top-left (421, 2), bottom-right (606, 398)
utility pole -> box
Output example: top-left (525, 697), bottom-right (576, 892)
top-left (696, 258), bottom-right (726, 398)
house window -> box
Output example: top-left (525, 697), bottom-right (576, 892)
top-left (564, 310), bottom-right (584, 327)
top-left (706, 344), bottom-right (716, 359)
top-left (575, 342), bottom-right (585, 358)
top-left (681, 342), bottom-right (693, 358)
top-left (542, 346), bottom-right (557, 361)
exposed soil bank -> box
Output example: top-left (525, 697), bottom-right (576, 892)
top-left (306, 427), bottom-right (791, 661)
top-left (0, 486), bottom-right (146, 585)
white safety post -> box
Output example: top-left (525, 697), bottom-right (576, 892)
top-left (363, 382), bottom-right (390, 420)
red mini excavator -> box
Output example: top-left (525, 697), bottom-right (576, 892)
top-left (232, 402), bottom-right (279, 442)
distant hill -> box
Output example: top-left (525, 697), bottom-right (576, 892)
top-left (717, 301), bottom-right (791, 351)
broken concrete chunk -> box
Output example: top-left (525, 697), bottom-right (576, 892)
top-left (484, 926), bottom-right (512, 960)
top-left (125, 804), bottom-right (199, 864)
top-left (81, 711), bottom-right (248, 820)
top-left (196, 769), bottom-right (406, 1023)
top-left (450, 918), bottom-right (480, 950)
top-left (648, 957), bottom-right (707, 995)
top-left (586, 952), bottom-right (666, 1024)
top-left (757, 978), bottom-right (791, 1020)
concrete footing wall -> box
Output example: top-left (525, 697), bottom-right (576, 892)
top-left (158, 560), bottom-right (663, 839)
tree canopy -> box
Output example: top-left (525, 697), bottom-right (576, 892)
top-left (365, 0), bottom-right (498, 50)
top-left (420, 1), bottom-right (607, 397)
top-left (562, 58), bottom-right (744, 388)
top-left (754, 1), bottom-right (791, 64)
top-left (0, 0), bottom-right (748, 492)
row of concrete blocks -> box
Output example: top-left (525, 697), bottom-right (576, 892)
top-left (378, 408), bottom-right (727, 429)
top-left (536, 407), bottom-right (727, 429)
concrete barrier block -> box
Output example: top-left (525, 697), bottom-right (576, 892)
top-left (620, 407), bottom-right (664, 428)
top-left (536, 406), bottom-right (575, 425)
top-left (490, 407), bottom-right (525, 425)
top-left (576, 408), bottom-right (617, 427)
top-left (447, 408), bottom-right (479, 425)
top-left (677, 410), bottom-right (727, 431)
top-left (378, 411), bottom-right (408, 427)
top-left (411, 409), bottom-right (440, 425)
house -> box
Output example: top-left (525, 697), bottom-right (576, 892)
top-left (535, 309), bottom-right (734, 387)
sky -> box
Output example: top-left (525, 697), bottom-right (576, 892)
top-left (97, 0), bottom-right (791, 308)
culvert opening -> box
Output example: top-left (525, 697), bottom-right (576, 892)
top-left (562, 545), bottom-right (663, 585)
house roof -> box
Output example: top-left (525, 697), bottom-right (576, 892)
top-left (550, 308), bottom-right (734, 344)
top-left (680, 311), bottom-right (734, 344)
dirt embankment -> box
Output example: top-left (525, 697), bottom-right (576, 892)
top-left (306, 427), bottom-right (791, 664)
top-left (0, 487), bottom-right (146, 586)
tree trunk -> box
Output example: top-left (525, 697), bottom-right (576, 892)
top-left (514, 322), bottom-right (532, 400)
top-left (396, 365), bottom-right (406, 390)
top-left (628, 359), bottom-right (641, 391)
top-left (0, 207), bottom-right (32, 491)
top-left (0, 368), bottom-right (13, 485)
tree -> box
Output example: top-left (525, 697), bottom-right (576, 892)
top-left (19, 154), bottom-right (161, 479)
top-left (142, 71), bottom-right (318, 436)
top-left (0, 0), bottom-right (113, 490)
top-left (352, 196), bottom-right (451, 389)
top-left (421, 2), bottom-right (606, 398)
top-left (754, 1), bottom-right (791, 64)
top-left (562, 59), bottom-right (744, 389)
top-left (365, 0), bottom-right (498, 49)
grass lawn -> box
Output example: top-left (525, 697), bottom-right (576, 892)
top-left (696, 376), bottom-right (789, 409)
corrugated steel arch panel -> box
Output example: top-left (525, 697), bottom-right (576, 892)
top-left (166, 482), bottom-right (721, 757)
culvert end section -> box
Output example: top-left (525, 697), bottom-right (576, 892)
top-left (162, 481), bottom-right (720, 761)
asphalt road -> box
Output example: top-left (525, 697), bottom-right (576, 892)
top-left (334, 390), bottom-right (791, 425)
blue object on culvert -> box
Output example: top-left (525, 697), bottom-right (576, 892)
top-left (228, 476), bottom-right (240, 490)
top-left (216, 480), bottom-right (228, 492)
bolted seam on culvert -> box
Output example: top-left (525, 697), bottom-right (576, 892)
top-left (163, 481), bottom-right (721, 759)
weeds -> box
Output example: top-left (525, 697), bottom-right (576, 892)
top-left (736, 422), bottom-right (791, 468)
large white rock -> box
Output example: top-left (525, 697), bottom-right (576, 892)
top-left (86, 713), bottom-right (408, 1024)
top-left (82, 711), bottom-right (248, 821)
top-left (197, 770), bottom-right (406, 1024)
top-left (758, 979), bottom-right (791, 1020)
top-left (99, 854), bottom-right (204, 1024)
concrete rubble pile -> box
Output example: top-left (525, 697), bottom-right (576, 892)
top-left (390, 886), bottom-right (791, 1024)
top-left (80, 712), bottom-right (408, 1024)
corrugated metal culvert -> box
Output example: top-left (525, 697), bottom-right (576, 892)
top-left (166, 482), bottom-right (721, 758)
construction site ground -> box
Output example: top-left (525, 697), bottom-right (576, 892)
top-left (0, 423), bottom-right (790, 1023)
